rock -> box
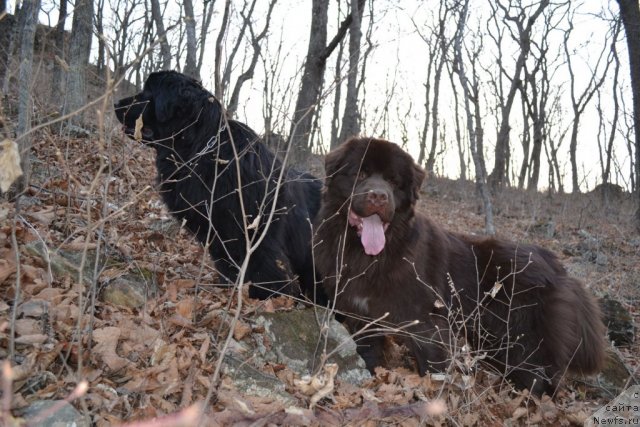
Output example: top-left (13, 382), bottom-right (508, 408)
top-left (574, 230), bottom-right (608, 266)
top-left (219, 308), bottom-right (371, 405)
top-left (100, 275), bottom-right (157, 309)
top-left (18, 400), bottom-right (88, 427)
top-left (25, 241), bottom-right (156, 309)
top-left (25, 241), bottom-right (99, 285)
top-left (577, 348), bottom-right (634, 400)
top-left (600, 295), bottom-right (635, 346)
top-left (253, 308), bottom-right (371, 385)
top-left (222, 354), bottom-right (297, 405)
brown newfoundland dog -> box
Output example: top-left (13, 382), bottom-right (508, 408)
top-left (314, 137), bottom-right (605, 395)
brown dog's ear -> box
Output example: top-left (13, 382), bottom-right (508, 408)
top-left (411, 163), bottom-right (426, 203)
top-left (324, 144), bottom-right (347, 178)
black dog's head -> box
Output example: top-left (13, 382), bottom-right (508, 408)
top-left (114, 71), bottom-right (223, 145)
top-left (324, 137), bottom-right (425, 255)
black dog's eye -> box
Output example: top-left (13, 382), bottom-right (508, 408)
top-left (357, 170), bottom-right (368, 181)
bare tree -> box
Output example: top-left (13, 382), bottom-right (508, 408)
top-left (597, 19), bottom-right (622, 198)
top-left (214, 0), bottom-right (231, 99)
top-left (447, 64), bottom-right (466, 181)
top-left (338, 0), bottom-right (363, 142)
top-left (64, 0), bottom-right (94, 125)
top-left (226, 0), bottom-right (278, 117)
top-left (289, 0), bottom-right (364, 166)
top-left (486, 0), bottom-right (550, 190)
top-left (616, 0), bottom-right (640, 228)
top-left (414, 2), bottom-right (454, 174)
top-left (51, 0), bottom-right (67, 101)
top-left (564, 10), bottom-right (613, 193)
top-left (196, 0), bottom-right (216, 74)
top-left (453, 0), bottom-right (495, 235)
top-left (150, 0), bottom-right (172, 70)
top-left (330, 37), bottom-right (345, 150)
top-left (518, 4), bottom-right (568, 190)
top-left (182, 0), bottom-right (198, 78)
top-left (96, 0), bottom-right (106, 74)
top-left (14, 0), bottom-right (41, 194)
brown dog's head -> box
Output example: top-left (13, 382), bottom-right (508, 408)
top-left (324, 137), bottom-right (426, 255)
top-left (113, 71), bottom-right (223, 147)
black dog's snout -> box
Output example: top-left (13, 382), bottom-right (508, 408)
top-left (366, 189), bottom-right (388, 207)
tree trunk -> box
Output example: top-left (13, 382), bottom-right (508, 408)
top-left (214, 0), bottom-right (231, 99)
top-left (183, 0), bottom-right (198, 79)
top-left (289, 0), bottom-right (362, 166)
top-left (227, 0), bottom-right (277, 117)
top-left (488, 0), bottom-right (549, 190)
top-left (51, 0), bottom-right (67, 103)
top-left (616, 0), bottom-right (640, 228)
top-left (453, 0), bottom-right (494, 235)
top-left (14, 0), bottom-right (41, 195)
top-left (425, 58), bottom-right (445, 173)
top-left (338, 0), bottom-right (362, 142)
top-left (330, 39), bottom-right (344, 150)
top-left (150, 0), bottom-right (172, 70)
top-left (95, 0), bottom-right (105, 74)
top-left (64, 0), bottom-right (94, 126)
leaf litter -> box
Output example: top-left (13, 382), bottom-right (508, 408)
top-left (0, 128), bottom-right (635, 425)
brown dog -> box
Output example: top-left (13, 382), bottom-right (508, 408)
top-left (314, 137), bottom-right (605, 395)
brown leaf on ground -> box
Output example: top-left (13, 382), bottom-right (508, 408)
top-left (93, 326), bottom-right (130, 371)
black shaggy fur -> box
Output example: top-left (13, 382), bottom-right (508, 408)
top-left (114, 71), bottom-right (322, 301)
top-left (314, 137), bottom-right (606, 396)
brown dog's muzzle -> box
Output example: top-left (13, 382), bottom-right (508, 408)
top-left (348, 174), bottom-right (395, 256)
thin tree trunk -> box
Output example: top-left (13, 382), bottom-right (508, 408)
top-left (14, 0), bottom-right (41, 194)
top-left (227, 0), bottom-right (277, 117)
top-left (150, 0), bottom-right (172, 70)
top-left (289, 0), bottom-right (363, 166)
top-left (338, 0), bottom-right (362, 142)
top-left (64, 0), bottom-right (94, 126)
top-left (51, 0), bottom-right (67, 102)
top-left (488, 0), bottom-right (549, 190)
top-left (95, 0), bottom-right (105, 74)
top-left (616, 0), bottom-right (640, 228)
top-left (214, 0), bottom-right (231, 99)
top-left (183, 0), bottom-right (198, 78)
top-left (330, 39), bottom-right (344, 149)
top-left (453, 0), bottom-right (494, 235)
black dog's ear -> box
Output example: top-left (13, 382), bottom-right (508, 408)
top-left (153, 88), bottom-right (176, 123)
top-left (410, 163), bottom-right (426, 204)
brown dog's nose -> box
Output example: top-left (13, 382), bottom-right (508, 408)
top-left (367, 190), bottom-right (388, 207)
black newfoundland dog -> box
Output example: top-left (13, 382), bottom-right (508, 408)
top-left (314, 137), bottom-right (606, 395)
top-left (114, 71), bottom-right (321, 301)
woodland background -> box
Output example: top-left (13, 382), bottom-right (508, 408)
top-left (0, 0), bottom-right (639, 425)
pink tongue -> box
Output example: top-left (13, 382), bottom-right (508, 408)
top-left (361, 214), bottom-right (386, 255)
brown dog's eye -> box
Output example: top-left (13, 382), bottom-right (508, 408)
top-left (358, 170), bottom-right (368, 180)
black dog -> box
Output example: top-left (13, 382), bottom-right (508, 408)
top-left (114, 71), bottom-right (322, 301)
top-left (315, 137), bottom-right (605, 395)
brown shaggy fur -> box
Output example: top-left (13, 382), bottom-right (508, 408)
top-left (314, 137), bottom-right (606, 395)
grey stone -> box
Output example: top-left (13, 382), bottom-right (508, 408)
top-left (600, 295), bottom-right (635, 347)
top-left (253, 308), bottom-right (371, 385)
top-left (19, 400), bottom-right (88, 427)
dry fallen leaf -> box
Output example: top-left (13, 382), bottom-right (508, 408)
top-left (294, 363), bottom-right (339, 409)
top-left (133, 115), bottom-right (144, 141)
top-left (0, 259), bottom-right (16, 284)
top-left (93, 327), bottom-right (130, 371)
top-left (0, 139), bottom-right (23, 192)
top-left (233, 320), bottom-right (252, 341)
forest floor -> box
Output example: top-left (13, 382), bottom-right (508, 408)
top-left (1, 117), bottom-right (639, 425)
